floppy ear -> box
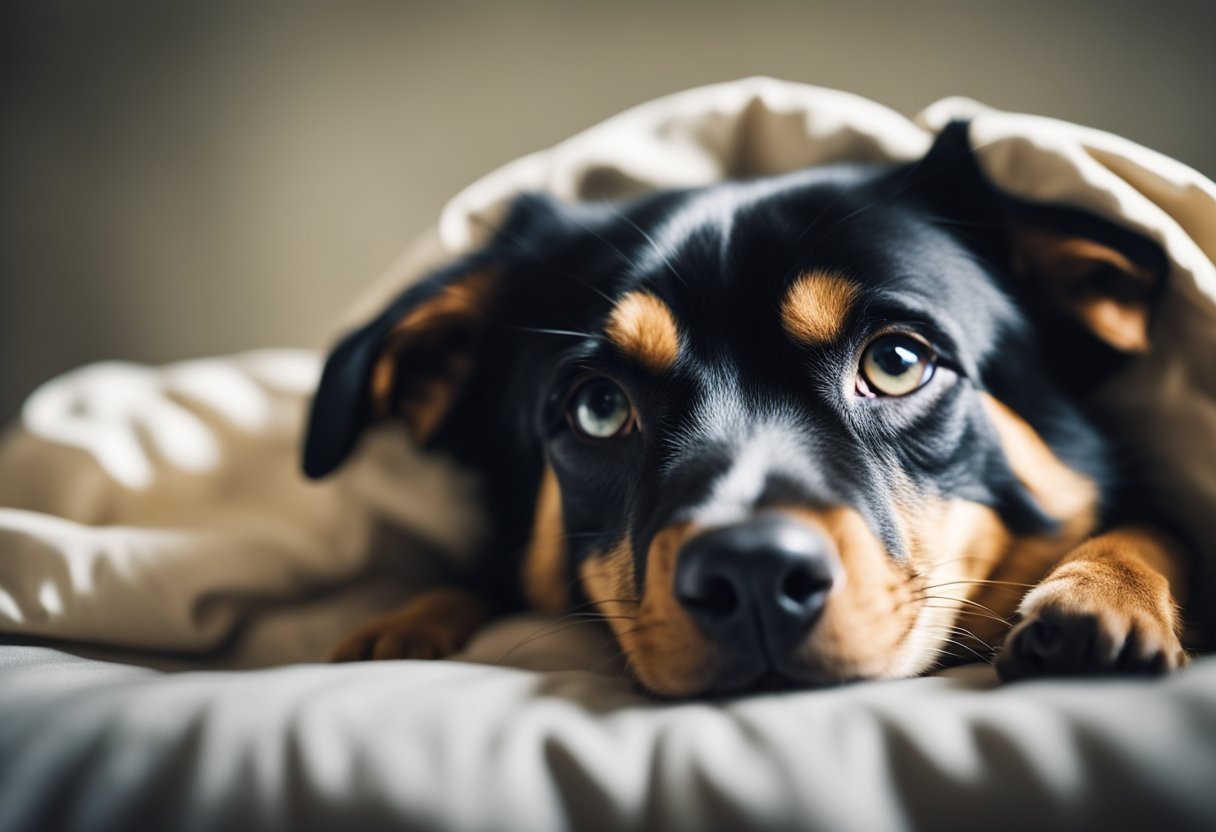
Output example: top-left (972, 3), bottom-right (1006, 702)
top-left (916, 121), bottom-right (1169, 353)
top-left (302, 192), bottom-right (579, 479)
top-left (1004, 209), bottom-right (1167, 353)
top-left (302, 259), bottom-right (498, 479)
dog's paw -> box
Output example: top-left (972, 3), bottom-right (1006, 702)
top-left (328, 588), bottom-right (489, 663)
top-left (995, 591), bottom-right (1187, 682)
top-left (329, 616), bottom-right (467, 662)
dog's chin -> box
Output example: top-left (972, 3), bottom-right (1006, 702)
top-left (632, 654), bottom-right (864, 699)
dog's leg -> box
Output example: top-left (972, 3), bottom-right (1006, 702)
top-left (995, 527), bottom-right (1189, 681)
top-left (329, 587), bottom-right (491, 663)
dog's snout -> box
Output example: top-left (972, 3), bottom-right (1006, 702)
top-left (674, 515), bottom-right (837, 656)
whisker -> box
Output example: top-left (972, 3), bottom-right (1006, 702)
top-left (921, 639), bottom-right (993, 666)
top-left (504, 529), bottom-right (617, 566)
top-left (548, 597), bottom-right (641, 614)
top-left (917, 602), bottom-right (1014, 628)
top-left (940, 638), bottom-right (993, 665)
top-left (496, 614), bottom-right (635, 664)
top-left (917, 594), bottom-right (1007, 618)
top-left (792, 132), bottom-right (1011, 264)
top-left (914, 554), bottom-right (1002, 574)
top-left (464, 201), bottom-right (620, 308)
top-left (500, 324), bottom-right (605, 340)
top-left (586, 625), bottom-right (647, 674)
top-left (918, 578), bottom-right (1035, 592)
top-left (599, 202), bottom-right (693, 291)
top-left (561, 208), bottom-right (645, 274)
top-left (914, 623), bottom-right (998, 653)
top-left (922, 645), bottom-right (968, 664)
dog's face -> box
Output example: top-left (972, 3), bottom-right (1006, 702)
top-left (305, 125), bottom-right (1166, 696)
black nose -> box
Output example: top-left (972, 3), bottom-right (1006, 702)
top-left (674, 515), bottom-right (837, 656)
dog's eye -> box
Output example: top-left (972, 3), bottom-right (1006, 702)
top-left (858, 333), bottom-right (936, 397)
top-left (569, 378), bottom-right (636, 439)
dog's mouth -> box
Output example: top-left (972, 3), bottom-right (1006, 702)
top-left (582, 507), bottom-right (937, 697)
top-left (584, 497), bottom-right (1063, 698)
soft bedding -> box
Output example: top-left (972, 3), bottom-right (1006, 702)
top-left (3, 643), bottom-right (1216, 832)
top-left (2, 78), bottom-right (1216, 831)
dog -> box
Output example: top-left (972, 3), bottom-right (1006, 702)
top-left (302, 121), bottom-right (1191, 697)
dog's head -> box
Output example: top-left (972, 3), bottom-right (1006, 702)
top-left (304, 123), bottom-right (1169, 696)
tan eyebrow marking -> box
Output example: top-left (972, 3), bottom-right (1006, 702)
top-left (605, 291), bottom-right (681, 372)
top-left (781, 271), bottom-right (860, 344)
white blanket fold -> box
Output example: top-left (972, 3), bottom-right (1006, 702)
top-left (0, 350), bottom-right (480, 651)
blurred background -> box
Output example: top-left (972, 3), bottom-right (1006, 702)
top-left (2, 0), bottom-right (1213, 423)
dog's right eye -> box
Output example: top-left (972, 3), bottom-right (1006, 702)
top-left (857, 332), bottom-right (936, 397)
top-left (568, 378), bottom-right (636, 439)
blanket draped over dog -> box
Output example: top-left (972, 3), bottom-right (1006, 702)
top-left (3, 78), bottom-right (1216, 832)
top-left (2, 78), bottom-right (1213, 651)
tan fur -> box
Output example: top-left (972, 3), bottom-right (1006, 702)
top-left (979, 394), bottom-right (1099, 539)
top-left (888, 398), bottom-right (1103, 668)
top-left (894, 499), bottom-right (1092, 671)
top-left (523, 465), bottom-right (571, 612)
top-left (780, 271), bottom-right (859, 345)
top-left (778, 506), bottom-right (925, 680)
top-left (370, 271), bottom-right (496, 442)
top-left (772, 504), bottom-right (1018, 680)
top-left (847, 395), bottom-right (1107, 676)
top-left (578, 541), bottom-right (637, 627)
top-left (580, 525), bottom-right (718, 697)
top-left (399, 363), bottom-right (471, 444)
top-left (604, 291), bottom-right (681, 372)
top-left (893, 496), bottom-right (1015, 671)
top-left (329, 587), bottom-right (490, 662)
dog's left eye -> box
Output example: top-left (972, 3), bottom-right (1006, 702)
top-left (857, 333), bottom-right (936, 397)
top-left (569, 378), bottom-right (636, 439)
